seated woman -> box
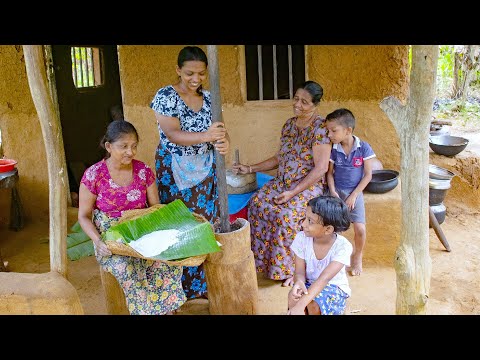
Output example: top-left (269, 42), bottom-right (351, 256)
top-left (78, 119), bottom-right (186, 315)
top-left (232, 80), bottom-right (331, 287)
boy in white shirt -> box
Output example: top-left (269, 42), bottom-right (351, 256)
top-left (287, 195), bottom-right (352, 315)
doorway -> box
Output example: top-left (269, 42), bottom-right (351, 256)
top-left (51, 45), bottom-right (123, 200)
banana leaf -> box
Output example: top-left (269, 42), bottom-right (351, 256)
top-left (66, 222), bottom-right (95, 261)
top-left (103, 199), bottom-right (221, 261)
top-left (70, 221), bottom-right (83, 233)
top-left (67, 238), bottom-right (95, 261)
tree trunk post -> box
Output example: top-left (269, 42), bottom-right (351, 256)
top-left (206, 45), bottom-right (230, 233)
top-left (204, 46), bottom-right (258, 314)
top-left (23, 45), bottom-right (68, 276)
top-left (380, 45), bottom-right (438, 314)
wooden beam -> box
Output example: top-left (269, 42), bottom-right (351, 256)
top-left (23, 45), bottom-right (68, 276)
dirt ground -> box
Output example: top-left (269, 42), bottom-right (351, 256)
top-left (0, 194), bottom-right (479, 315)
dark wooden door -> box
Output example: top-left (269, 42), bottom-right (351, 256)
top-left (52, 45), bottom-right (123, 190)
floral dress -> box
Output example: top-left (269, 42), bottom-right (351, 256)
top-left (80, 159), bottom-right (186, 314)
top-left (248, 116), bottom-right (330, 281)
top-left (150, 85), bottom-right (217, 299)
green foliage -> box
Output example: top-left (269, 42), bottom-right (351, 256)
top-left (434, 100), bottom-right (480, 126)
top-left (438, 45), bottom-right (454, 78)
top-left (436, 45), bottom-right (455, 98)
top-left (434, 45), bottom-right (480, 129)
top-left (408, 45), bottom-right (412, 74)
top-left (66, 221), bottom-right (94, 261)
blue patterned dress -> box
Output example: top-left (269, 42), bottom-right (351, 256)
top-left (150, 85), bottom-right (218, 299)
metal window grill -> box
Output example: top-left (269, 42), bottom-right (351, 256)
top-left (246, 45), bottom-right (305, 101)
top-left (71, 47), bottom-right (103, 88)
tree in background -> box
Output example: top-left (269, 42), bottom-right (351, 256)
top-left (452, 45), bottom-right (480, 100)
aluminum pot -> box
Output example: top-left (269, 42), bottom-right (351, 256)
top-left (429, 164), bottom-right (455, 180)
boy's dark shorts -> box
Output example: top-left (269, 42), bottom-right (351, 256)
top-left (329, 188), bottom-right (366, 224)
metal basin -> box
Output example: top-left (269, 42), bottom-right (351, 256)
top-left (429, 135), bottom-right (469, 157)
top-left (429, 164), bottom-right (455, 180)
top-left (365, 170), bottom-right (399, 194)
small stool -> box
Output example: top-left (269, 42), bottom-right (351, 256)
top-left (0, 168), bottom-right (24, 231)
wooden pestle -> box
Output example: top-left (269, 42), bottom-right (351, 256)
top-left (234, 149), bottom-right (240, 165)
top-left (429, 206), bottom-right (451, 252)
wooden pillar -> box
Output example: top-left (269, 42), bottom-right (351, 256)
top-left (380, 45), bottom-right (438, 314)
top-left (206, 45), bottom-right (230, 233)
top-left (23, 45), bottom-right (68, 276)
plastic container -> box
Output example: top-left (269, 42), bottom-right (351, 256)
top-left (229, 207), bottom-right (248, 223)
top-left (0, 159), bottom-right (17, 173)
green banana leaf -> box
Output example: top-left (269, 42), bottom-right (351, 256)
top-left (70, 221), bottom-right (83, 233)
top-left (66, 222), bottom-right (95, 261)
top-left (103, 199), bottom-right (221, 261)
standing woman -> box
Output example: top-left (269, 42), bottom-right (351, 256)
top-left (78, 120), bottom-right (186, 315)
top-left (233, 81), bottom-right (331, 287)
top-left (150, 46), bottom-right (230, 299)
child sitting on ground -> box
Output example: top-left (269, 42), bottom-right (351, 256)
top-left (287, 195), bottom-right (352, 315)
top-left (325, 108), bottom-right (376, 276)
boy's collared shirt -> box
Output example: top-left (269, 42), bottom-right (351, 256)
top-left (330, 135), bottom-right (376, 191)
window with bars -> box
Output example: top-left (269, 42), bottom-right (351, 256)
top-left (245, 45), bottom-right (305, 101)
top-left (70, 46), bottom-right (104, 88)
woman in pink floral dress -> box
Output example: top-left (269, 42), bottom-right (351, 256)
top-left (232, 81), bottom-right (331, 286)
top-left (78, 120), bottom-right (186, 315)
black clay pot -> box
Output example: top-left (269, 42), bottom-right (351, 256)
top-left (365, 170), bottom-right (399, 194)
top-left (429, 135), bottom-right (469, 157)
top-left (429, 187), bottom-right (448, 205)
top-left (429, 177), bottom-right (451, 205)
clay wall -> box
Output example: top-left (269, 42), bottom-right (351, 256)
top-left (120, 45), bottom-right (408, 174)
top-left (0, 46), bottom-right (49, 224)
top-left (1, 45), bottom-right (409, 223)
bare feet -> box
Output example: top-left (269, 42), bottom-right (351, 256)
top-left (282, 277), bottom-right (294, 287)
top-left (349, 253), bottom-right (363, 276)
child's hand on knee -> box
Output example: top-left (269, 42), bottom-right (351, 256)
top-left (291, 281), bottom-right (308, 300)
